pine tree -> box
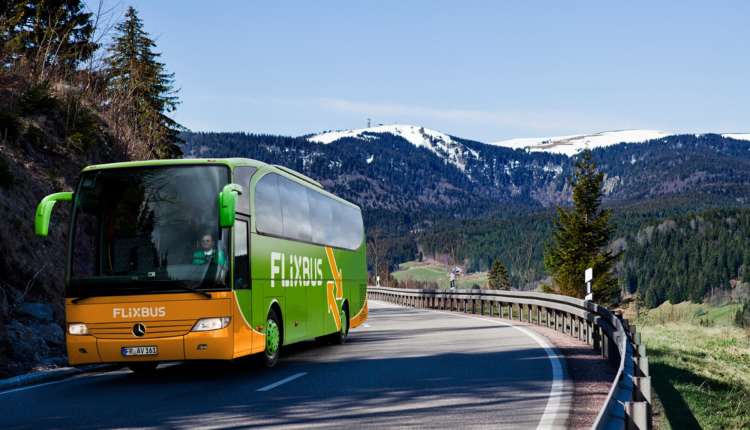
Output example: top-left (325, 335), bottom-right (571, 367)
top-left (1, 0), bottom-right (96, 75)
top-left (742, 250), bottom-right (750, 284)
top-left (543, 149), bottom-right (621, 307)
top-left (488, 259), bottom-right (510, 290)
top-left (104, 6), bottom-right (184, 160)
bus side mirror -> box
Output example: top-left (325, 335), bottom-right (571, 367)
top-left (219, 184), bottom-right (242, 228)
top-left (35, 192), bottom-right (73, 237)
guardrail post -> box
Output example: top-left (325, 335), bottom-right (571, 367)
top-left (537, 306), bottom-right (542, 325)
top-left (634, 376), bottom-right (652, 404)
top-left (546, 308), bottom-right (551, 328)
top-left (517, 304), bottom-right (522, 322)
top-left (634, 356), bottom-right (649, 377)
top-left (508, 303), bottom-right (513, 320)
top-left (625, 401), bottom-right (651, 430)
top-left (471, 299), bottom-right (476, 314)
top-left (578, 318), bottom-right (584, 341)
top-left (489, 301), bottom-right (494, 317)
top-left (554, 311), bottom-right (559, 331)
top-left (602, 332), bottom-right (610, 359)
top-left (570, 314), bottom-right (576, 337)
top-left (593, 324), bottom-right (601, 352)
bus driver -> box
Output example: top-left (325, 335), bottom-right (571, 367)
top-left (192, 232), bottom-right (227, 265)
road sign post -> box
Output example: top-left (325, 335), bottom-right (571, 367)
top-left (585, 268), bottom-right (593, 301)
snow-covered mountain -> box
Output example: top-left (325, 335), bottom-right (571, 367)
top-left (309, 125), bottom-right (478, 171)
top-left (311, 125), bottom-right (750, 159)
top-left (489, 130), bottom-right (672, 156)
top-left (490, 130), bottom-right (750, 156)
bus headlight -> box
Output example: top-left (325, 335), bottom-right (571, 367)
top-left (67, 323), bottom-right (91, 335)
top-left (191, 317), bottom-right (231, 332)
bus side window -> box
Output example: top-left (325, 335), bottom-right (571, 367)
top-left (234, 220), bottom-right (250, 289)
top-left (233, 166), bottom-right (257, 215)
top-left (307, 188), bottom-right (334, 246)
top-left (254, 174), bottom-right (284, 236)
top-left (331, 200), bottom-right (364, 250)
top-left (278, 176), bottom-right (312, 242)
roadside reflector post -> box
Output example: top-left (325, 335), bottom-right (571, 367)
top-left (585, 268), bottom-right (593, 301)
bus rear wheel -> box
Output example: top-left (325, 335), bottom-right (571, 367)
top-left (262, 309), bottom-right (281, 367)
top-left (331, 302), bottom-right (349, 345)
top-left (128, 361), bottom-right (158, 373)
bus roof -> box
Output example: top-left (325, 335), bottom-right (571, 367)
top-left (81, 158), bottom-right (266, 172)
top-left (80, 158), bottom-right (358, 210)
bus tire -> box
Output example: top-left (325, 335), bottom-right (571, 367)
top-left (330, 302), bottom-right (349, 345)
top-left (128, 361), bottom-right (158, 373)
top-left (262, 309), bottom-right (281, 367)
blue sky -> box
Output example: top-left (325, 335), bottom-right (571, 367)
top-left (103, 1), bottom-right (749, 142)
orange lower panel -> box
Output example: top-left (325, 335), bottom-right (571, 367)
top-left (97, 336), bottom-right (185, 362)
top-left (350, 299), bottom-right (368, 329)
top-left (185, 328), bottom-right (233, 360)
top-left (67, 336), bottom-right (102, 365)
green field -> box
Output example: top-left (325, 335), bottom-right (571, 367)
top-left (638, 302), bottom-right (750, 430)
top-left (393, 263), bottom-right (488, 289)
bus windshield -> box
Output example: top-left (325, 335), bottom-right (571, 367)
top-left (68, 165), bottom-right (231, 298)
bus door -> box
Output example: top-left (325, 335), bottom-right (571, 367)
top-left (233, 216), bottom-right (253, 356)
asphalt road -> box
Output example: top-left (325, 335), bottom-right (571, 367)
top-left (0, 301), bottom-right (570, 429)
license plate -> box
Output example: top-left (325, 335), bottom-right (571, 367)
top-left (122, 346), bottom-right (157, 356)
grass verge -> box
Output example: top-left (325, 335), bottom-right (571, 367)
top-left (640, 310), bottom-right (750, 429)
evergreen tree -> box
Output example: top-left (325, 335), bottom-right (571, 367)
top-left (104, 6), bottom-right (184, 160)
top-left (488, 259), bottom-right (510, 290)
top-left (543, 149), bottom-right (620, 307)
top-left (742, 251), bottom-right (750, 284)
top-left (1, 0), bottom-right (96, 74)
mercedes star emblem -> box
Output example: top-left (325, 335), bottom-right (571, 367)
top-left (132, 323), bottom-right (146, 337)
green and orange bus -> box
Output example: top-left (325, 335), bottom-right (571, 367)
top-left (35, 158), bottom-right (368, 371)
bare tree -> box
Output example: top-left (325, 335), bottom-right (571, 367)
top-left (514, 232), bottom-right (539, 290)
top-left (366, 229), bottom-right (389, 283)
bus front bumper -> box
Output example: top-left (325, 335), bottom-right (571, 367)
top-left (67, 327), bottom-right (234, 365)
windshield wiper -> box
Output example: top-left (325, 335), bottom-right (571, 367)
top-left (166, 281), bottom-right (212, 299)
top-left (71, 295), bottom-right (96, 304)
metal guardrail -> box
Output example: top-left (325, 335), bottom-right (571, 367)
top-left (368, 287), bottom-right (652, 430)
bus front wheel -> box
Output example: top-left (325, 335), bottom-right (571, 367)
top-left (262, 309), bottom-right (281, 367)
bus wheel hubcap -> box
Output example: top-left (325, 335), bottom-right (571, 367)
top-left (339, 309), bottom-right (346, 335)
top-left (266, 320), bottom-right (279, 355)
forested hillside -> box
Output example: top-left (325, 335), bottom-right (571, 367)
top-left (184, 130), bottom-right (750, 309)
top-left (0, 1), bottom-right (184, 377)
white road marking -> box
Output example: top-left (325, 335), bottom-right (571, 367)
top-left (362, 324), bottom-right (370, 327)
top-left (256, 372), bottom-right (307, 392)
top-left (370, 300), bottom-right (566, 430)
